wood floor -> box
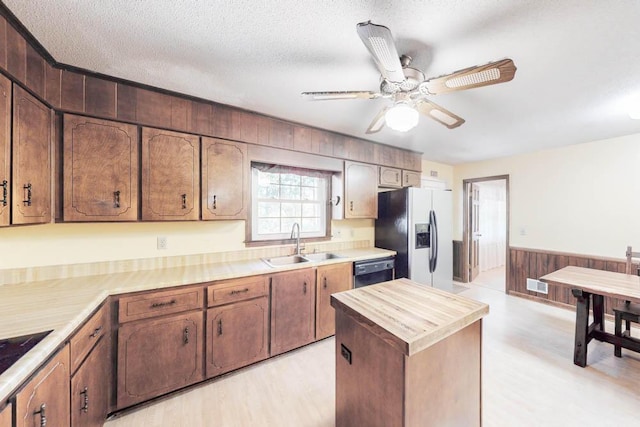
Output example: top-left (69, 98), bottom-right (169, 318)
top-left (105, 285), bottom-right (640, 426)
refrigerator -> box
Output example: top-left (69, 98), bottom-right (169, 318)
top-left (375, 187), bottom-right (453, 290)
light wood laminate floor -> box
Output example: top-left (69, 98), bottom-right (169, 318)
top-left (105, 286), bottom-right (640, 426)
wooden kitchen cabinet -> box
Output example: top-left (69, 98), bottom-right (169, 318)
top-left (15, 345), bottom-right (70, 427)
top-left (344, 161), bottom-right (377, 219)
top-left (379, 166), bottom-right (402, 188)
top-left (315, 262), bottom-right (353, 340)
top-left (402, 170), bottom-right (421, 187)
top-left (12, 84), bottom-right (52, 225)
top-left (0, 75), bottom-right (10, 227)
top-left (201, 137), bottom-right (248, 220)
top-left (116, 310), bottom-right (204, 409)
top-left (270, 269), bottom-right (316, 356)
top-left (141, 127), bottom-right (200, 221)
top-left (71, 337), bottom-right (109, 427)
top-left (0, 402), bottom-right (11, 426)
top-left (63, 114), bottom-right (138, 221)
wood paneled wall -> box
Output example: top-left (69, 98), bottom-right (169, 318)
top-left (508, 247), bottom-right (635, 314)
top-left (453, 240), bottom-right (463, 282)
top-left (0, 9), bottom-right (422, 172)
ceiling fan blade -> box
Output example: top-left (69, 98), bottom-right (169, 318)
top-left (356, 21), bottom-right (406, 84)
top-left (416, 99), bottom-right (465, 129)
top-left (422, 58), bottom-right (517, 95)
top-left (365, 107), bottom-right (389, 134)
top-left (301, 91), bottom-right (382, 100)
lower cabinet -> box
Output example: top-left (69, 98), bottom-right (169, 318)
top-left (206, 297), bottom-right (269, 378)
top-left (316, 262), bottom-right (353, 340)
top-left (71, 337), bottom-right (110, 427)
top-left (15, 345), bottom-right (70, 427)
top-left (117, 311), bottom-right (203, 409)
top-left (270, 269), bottom-right (316, 356)
top-left (0, 402), bottom-right (11, 426)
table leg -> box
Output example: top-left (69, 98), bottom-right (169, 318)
top-left (572, 288), bottom-right (590, 367)
top-left (592, 294), bottom-right (604, 332)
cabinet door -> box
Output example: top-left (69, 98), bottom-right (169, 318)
top-left (15, 345), bottom-right (70, 427)
top-left (316, 262), bottom-right (353, 340)
top-left (63, 114), bottom-right (138, 221)
top-left (402, 170), bottom-right (421, 187)
top-left (206, 296), bottom-right (269, 378)
top-left (117, 311), bottom-right (203, 409)
top-left (141, 127), bottom-right (200, 221)
top-left (0, 403), bottom-right (11, 426)
top-left (344, 161), bottom-right (377, 219)
top-left (201, 137), bottom-right (248, 220)
top-left (0, 75), bottom-right (10, 226)
top-left (71, 337), bottom-right (109, 427)
top-left (270, 269), bottom-right (316, 356)
top-left (12, 84), bottom-right (52, 225)
top-left (379, 166), bottom-right (401, 188)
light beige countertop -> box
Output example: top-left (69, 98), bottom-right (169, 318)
top-left (331, 278), bottom-right (489, 356)
top-left (0, 247), bottom-right (394, 402)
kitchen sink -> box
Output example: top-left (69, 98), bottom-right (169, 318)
top-left (262, 255), bottom-right (310, 268)
top-left (302, 252), bottom-right (343, 262)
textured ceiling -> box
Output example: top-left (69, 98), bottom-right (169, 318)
top-left (5, 0), bottom-right (640, 164)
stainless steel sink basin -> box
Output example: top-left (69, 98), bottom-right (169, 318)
top-left (262, 255), bottom-right (310, 268)
top-left (302, 252), bottom-right (343, 262)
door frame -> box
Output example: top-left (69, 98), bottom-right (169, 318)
top-left (462, 175), bottom-right (510, 284)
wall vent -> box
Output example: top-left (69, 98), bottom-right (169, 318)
top-left (526, 278), bottom-right (548, 294)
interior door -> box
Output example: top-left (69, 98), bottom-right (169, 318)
top-left (470, 183), bottom-right (481, 281)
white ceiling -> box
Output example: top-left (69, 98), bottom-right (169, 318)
top-left (5, 0), bottom-right (640, 164)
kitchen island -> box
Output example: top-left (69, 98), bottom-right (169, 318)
top-left (331, 278), bottom-right (489, 427)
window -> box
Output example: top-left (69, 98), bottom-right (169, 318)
top-left (251, 163), bottom-right (330, 242)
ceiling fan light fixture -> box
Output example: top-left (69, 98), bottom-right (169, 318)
top-left (385, 102), bottom-right (419, 132)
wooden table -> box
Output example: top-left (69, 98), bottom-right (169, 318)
top-left (331, 278), bottom-right (489, 427)
top-left (541, 266), bottom-right (640, 367)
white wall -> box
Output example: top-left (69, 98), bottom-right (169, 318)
top-left (452, 133), bottom-right (640, 259)
top-left (421, 159), bottom-right (454, 189)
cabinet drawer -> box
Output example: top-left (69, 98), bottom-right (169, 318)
top-left (70, 302), bottom-right (109, 374)
top-left (119, 286), bottom-right (204, 323)
top-left (207, 276), bottom-right (268, 307)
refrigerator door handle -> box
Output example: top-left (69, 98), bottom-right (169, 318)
top-left (429, 210), bottom-right (438, 273)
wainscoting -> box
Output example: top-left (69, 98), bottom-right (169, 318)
top-left (453, 240), bottom-right (464, 282)
top-left (508, 247), bottom-right (636, 314)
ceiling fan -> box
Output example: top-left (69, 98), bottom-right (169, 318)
top-left (302, 21), bottom-right (517, 133)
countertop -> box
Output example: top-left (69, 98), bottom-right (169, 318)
top-left (331, 278), bottom-right (489, 356)
top-left (0, 247), bottom-right (394, 402)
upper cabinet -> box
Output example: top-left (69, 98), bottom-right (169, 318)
top-left (402, 170), bottom-right (421, 187)
top-left (12, 84), bottom-right (52, 225)
top-left (379, 166), bottom-right (402, 188)
top-left (63, 114), bottom-right (139, 221)
top-left (0, 75), bottom-right (11, 226)
top-left (141, 127), bottom-right (200, 221)
top-left (344, 161), bottom-right (378, 219)
top-left (202, 137), bottom-right (248, 220)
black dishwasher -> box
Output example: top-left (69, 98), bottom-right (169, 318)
top-left (353, 257), bottom-right (395, 288)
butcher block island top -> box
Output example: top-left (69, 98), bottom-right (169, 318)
top-left (330, 278), bottom-right (489, 356)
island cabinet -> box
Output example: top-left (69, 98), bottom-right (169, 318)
top-left (201, 137), bottom-right (248, 220)
top-left (141, 127), bottom-right (200, 221)
top-left (315, 262), bottom-right (352, 340)
top-left (270, 268), bottom-right (316, 356)
top-left (0, 402), bottom-right (11, 426)
top-left (331, 278), bottom-right (489, 427)
top-left (343, 161), bottom-right (377, 219)
top-left (63, 114), bottom-right (138, 222)
top-left (205, 276), bottom-right (269, 378)
top-left (12, 84), bottom-right (52, 225)
top-left (116, 286), bottom-right (204, 409)
top-left (0, 75), bottom-right (10, 227)
top-left (15, 345), bottom-right (70, 427)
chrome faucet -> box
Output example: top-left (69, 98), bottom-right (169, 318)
top-left (291, 222), bottom-right (301, 255)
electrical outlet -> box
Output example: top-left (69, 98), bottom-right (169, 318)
top-left (157, 236), bottom-right (168, 250)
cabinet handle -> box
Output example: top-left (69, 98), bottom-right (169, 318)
top-left (303, 282), bottom-right (307, 294)
top-left (89, 325), bottom-right (103, 338)
top-left (396, 172), bottom-right (399, 181)
top-left (23, 183), bottom-right (32, 206)
top-left (323, 277), bottom-right (327, 289)
top-left (181, 194), bottom-right (187, 209)
top-left (212, 195), bottom-right (217, 210)
top-left (217, 319), bottom-right (223, 336)
top-left (80, 387), bottom-right (89, 413)
top-left (34, 403), bottom-right (46, 427)
top-left (183, 327), bottom-right (190, 344)
top-left (349, 201), bottom-right (353, 211)
top-left (1, 180), bottom-right (7, 206)
top-left (150, 299), bottom-right (177, 309)
top-left (230, 288), bottom-right (249, 296)
top-left (113, 190), bottom-right (120, 208)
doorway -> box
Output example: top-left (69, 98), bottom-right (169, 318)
top-left (463, 175), bottom-right (509, 291)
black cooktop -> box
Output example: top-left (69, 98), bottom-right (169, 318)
top-left (0, 330), bottom-right (52, 375)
